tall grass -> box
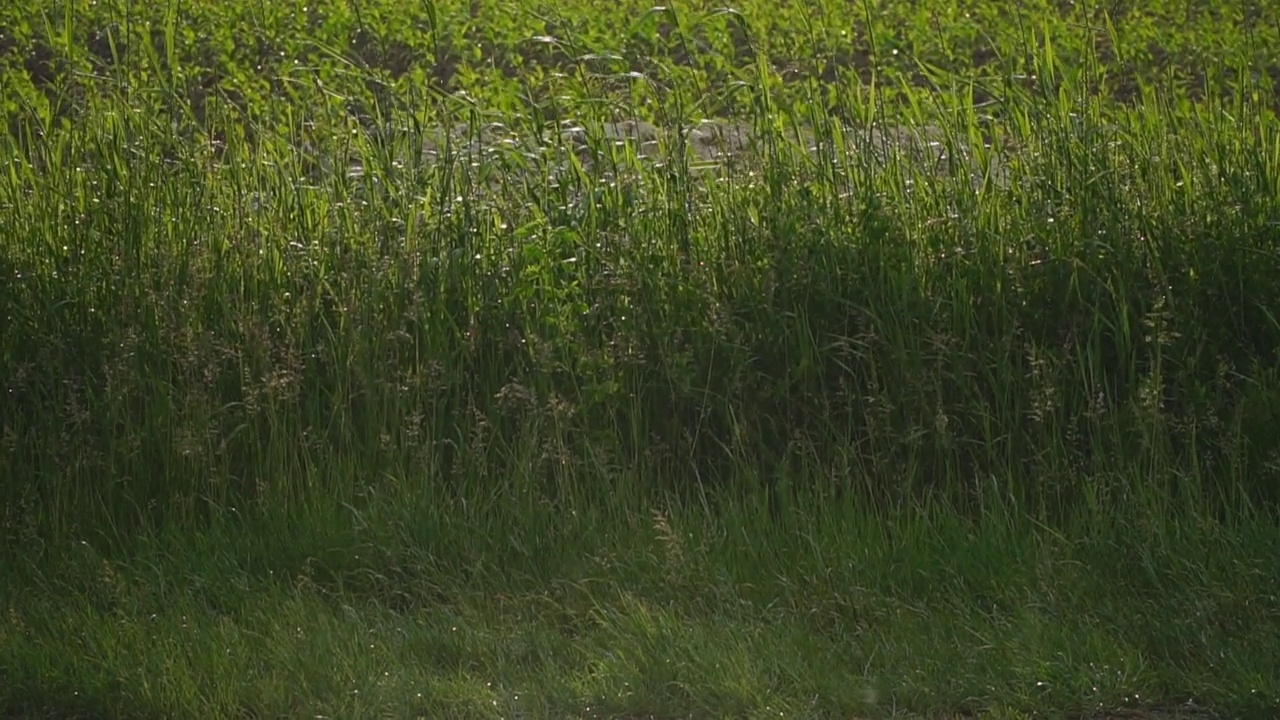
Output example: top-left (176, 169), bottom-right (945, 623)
top-left (4, 46), bottom-right (1278, 534)
top-left (2, 5), bottom-right (1280, 717)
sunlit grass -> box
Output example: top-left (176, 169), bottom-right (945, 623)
top-left (2, 1), bottom-right (1280, 718)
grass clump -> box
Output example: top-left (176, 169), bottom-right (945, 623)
top-left (2, 1), bottom-right (1280, 718)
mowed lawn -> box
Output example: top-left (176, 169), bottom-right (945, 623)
top-left (1, 1), bottom-right (1279, 718)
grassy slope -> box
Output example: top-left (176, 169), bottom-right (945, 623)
top-left (4, 494), bottom-right (1278, 718)
top-left (2, 0), bottom-right (1280, 718)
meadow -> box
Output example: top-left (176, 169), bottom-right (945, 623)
top-left (2, 0), bottom-right (1280, 717)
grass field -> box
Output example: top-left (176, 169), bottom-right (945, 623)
top-left (2, 1), bottom-right (1280, 718)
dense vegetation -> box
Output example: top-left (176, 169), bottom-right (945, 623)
top-left (2, 1), bottom-right (1279, 717)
